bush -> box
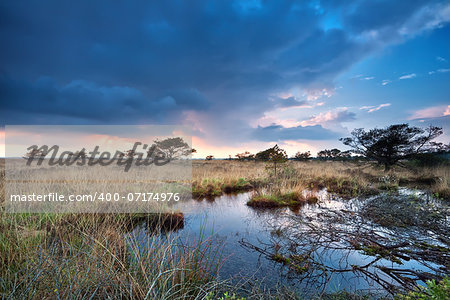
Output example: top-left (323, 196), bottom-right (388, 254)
top-left (407, 153), bottom-right (449, 168)
top-left (396, 277), bottom-right (449, 300)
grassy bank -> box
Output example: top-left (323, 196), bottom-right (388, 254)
top-left (193, 160), bottom-right (450, 201)
top-left (247, 191), bottom-right (318, 208)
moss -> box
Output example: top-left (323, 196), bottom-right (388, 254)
top-left (291, 264), bottom-right (308, 273)
top-left (271, 253), bottom-right (310, 274)
top-left (306, 195), bottom-right (319, 204)
top-left (415, 242), bottom-right (450, 253)
top-left (247, 192), bottom-right (305, 208)
top-left (431, 186), bottom-right (450, 201)
top-left (378, 182), bottom-right (399, 192)
top-left (271, 253), bottom-right (290, 265)
top-left (359, 244), bottom-right (404, 264)
top-left (361, 245), bottom-right (391, 257)
top-left (247, 195), bottom-right (284, 208)
top-left (290, 254), bottom-right (308, 263)
top-left (193, 178), bottom-right (255, 199)
top-left (306, 176), bottom-right (379, 199)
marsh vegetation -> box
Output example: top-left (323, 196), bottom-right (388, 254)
top-left (1, 158), bottom-right (449, 299)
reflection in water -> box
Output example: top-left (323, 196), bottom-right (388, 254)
top-left (131, 188), bottom-right (449, 296)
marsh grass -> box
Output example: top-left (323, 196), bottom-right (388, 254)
top-left (0, 158), bottom-right (226, 299)
top-left (1, 158), bottom-right (449, 299)
top-left (192, 177), bottom-right (256, 199)
top-left (247, 191), bottom-right (304, 208)
top-left (192, 160), bottom-right (449, 201)
top-left (0, 211), bottom-right (228, 299)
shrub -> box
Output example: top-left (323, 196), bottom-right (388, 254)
top-left (396, 277), bottom-right (449, 300)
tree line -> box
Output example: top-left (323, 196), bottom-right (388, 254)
top-left (203, 123), bottom-right (449, 171)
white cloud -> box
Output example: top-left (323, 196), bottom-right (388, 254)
top-left (360, 103), bottom-right (391, 113)
top-left (428, 68), bottom-right (450, 75)
top-left (399, 2), bottom-right (450, 36)
top-left (436, 56), bottom-right (447, 62)
top-left (381, 79), bottom-right (391, 86)
top-left (399, 73), bottom-right (416, 80)
top-left (362, 76), bottom-right (375, 80)
top-left (303, 88), bottom-right (335, 101)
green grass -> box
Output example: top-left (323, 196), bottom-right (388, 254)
top-left (396, 276), bottom-right (449, 300)
top-left (247, 191), bottom-right (305, 208)
top-left (192, 177), bottom-right (254, 199)
top-left (0, 211), bottom-right (226, 299)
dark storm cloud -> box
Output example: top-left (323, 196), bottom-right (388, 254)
top-left (341, 0), bottom-right (426, 33)
top-left (253, 124), bottom-right (338, 141)
top-left (0, 0), bottom-right (446, 142)
top-left (0, 75), bottom-right (210, 124)
top-left (329, 110), bottom-right (357, 123)
top-left (273, 96), bottom-right (308, 108)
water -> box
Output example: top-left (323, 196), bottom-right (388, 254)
top-left (130, 189), bottom-right (449, 296)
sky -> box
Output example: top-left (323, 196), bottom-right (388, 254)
top-left (1, 0), bottom-right (449, 158)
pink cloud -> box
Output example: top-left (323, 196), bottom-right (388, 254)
top-left (298, 108), bottom-right (355, 128)
top-left (255, 109), bottom-right (346, 129)
top-left (360, 103), bottom-right (391, 113)
top-left (409, 105), bottom-right (450, 119)
top-left (444, 105), bottom-right (450, 116)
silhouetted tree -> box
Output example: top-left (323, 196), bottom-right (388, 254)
top-left (293, 151), bottom-right (311, 160)
top-left (235, 151), bottom-right (255, 160)
top-left (125, 149), bottom-right (137, 158)
top-left (24, 148), bottom-right (45, 159)
top-left (205, 155), bottom-right (214, 160)
top-left (340, 124), bottom-right (443, 171)
top-left (426, 142), bottom-right (450, 153)
top-left (317, 148), bottom-right (351, 160)
top-left (153, 137), bottom-right (192, 161)
top-left (256, 145), bottom-right (288, 177)
top-left (318, 148), bottom-right (340, 159)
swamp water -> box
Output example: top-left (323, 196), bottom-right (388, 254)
top-left (130, 188), bottom-right (449, 296)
